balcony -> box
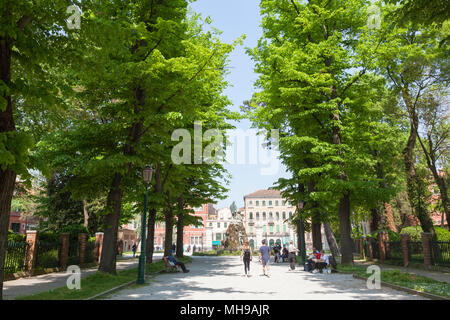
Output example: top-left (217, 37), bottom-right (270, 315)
top-left (247, 219), bottom-right (255, 225)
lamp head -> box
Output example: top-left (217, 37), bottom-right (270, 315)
top-left (143, 165), bottom-right (154, 184)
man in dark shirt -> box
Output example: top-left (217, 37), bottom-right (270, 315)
top-left (167, 250), bottom-right (189, 273)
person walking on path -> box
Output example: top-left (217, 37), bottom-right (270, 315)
top-left (259, 239), bottom-right (271, 277)
top-left (132, 243), bottom-right (137, 258)
top-left (288, 240), bottom-right (299, 271)
top-left (241, 241), bottom-right (253, 277)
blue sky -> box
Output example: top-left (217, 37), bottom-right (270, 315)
top-left (189, 0), bottom-right (290, 210)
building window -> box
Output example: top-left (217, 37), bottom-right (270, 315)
top-left (276, 212), bottom-right (279, 220)
top-left (217, 222), bottom-right (220, 228)
top-left (256, 200), bottom-right (259, 206)
top-left (256, 212), bottom-right (259, 220)
top-left (249, 200), bottom-right (253, 205)
top-left (282, 200), bottom-right (286, 206)
top-left (262, 200), bottom-right (266, 206)
top-left (224, 222), bottom-right (227, 228)
top-left (11, 223), bottom-right (20, 233)
top-left (269, 225), bottom-right (274, 233)
top-left (289, 212), bottom-right (292, 219)
top-left (283, 225), bottom-right (287, 232)
top-left (269, 212), bottom-right (273, 218)
top-left (263, 212), bottom-right (266, 220)
top-left (269, 200), bottom-right (272, 206)
top-left (216, 233), bottom-right (221, 241)
top-left (282, 212), bottom-right (286, 219)
top-left (275, 200), bottom-right (279, 206)
top-left (276, 225), bottom-right (280, 232)
top-left (249, 212), bottom-right (253, 219)
top-left (209, 223), bottom-right (212, 227)
top-left (263, 225), bottom-right (266, 233)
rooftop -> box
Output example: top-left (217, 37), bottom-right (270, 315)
top-left (244, 189), bottom-right (282, 199)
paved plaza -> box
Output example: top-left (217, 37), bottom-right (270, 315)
top-left (106, 256), bottom-right (427, 300)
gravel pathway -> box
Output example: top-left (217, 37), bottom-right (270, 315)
top-left (107, 256), bottom-right (427, 300)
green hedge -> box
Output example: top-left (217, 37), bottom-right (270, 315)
top-left (400, 226), bottom-right (450, 241)
top-left (8, 230), bottom-right (26, 242)
top-left (435, 227), bottom-right (450, 241)
top-left (365, 229), bottom-right (401, 241)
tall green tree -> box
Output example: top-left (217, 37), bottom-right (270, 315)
top-left (0, 0), bottom-right (79, 299)
top-left (246, 0), bottom-right (403, 264)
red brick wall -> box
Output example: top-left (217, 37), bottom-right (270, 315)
top-left (154, 203), bottom-right (213, 249)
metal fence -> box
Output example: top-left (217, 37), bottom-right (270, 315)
top-left (67, 240), bottom-right (79, 265)
top-left (35, 241), bottom-right (60, 269)
top-left (407, 241), bottom-right (424, 264)
top-left (4, 241), bottom-right (30, 274)
top-left (84, 241), bottom-right (96, 263)
top-left (432, 241), bottom-right (450, 267)
top-left (372, 239), bottom-right (380, 259)
top-left (386, 241), bottom-right (403, 262)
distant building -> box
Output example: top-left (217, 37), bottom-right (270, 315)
top-left (9, 211), bottom-right (40, 235)
top-left (118, 220), bottom-right (138, 253)
top-left (205, 207), bottom-right (242, 250)
top-left (243, 189), bottom-right (329, 250)
top-left (153, 203), bottom-right (216, 252)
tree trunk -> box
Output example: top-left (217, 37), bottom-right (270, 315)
top-left (429, 169), bottom-right (449, 230)
top-left (331, 106), bottom-right (353, 264)
top-left (146, 207), bottom-right (156, 263)
top-left (311, 222), bottom-right (322, 251)
top-left (383, 202), bottom-right (398, 232)
top-left (163, 207), bottom-right (174, 257)
top-left (98, 173), bottom-right (123, 274)
top-left (323, 222), bottom-right (340, 258)
top-left (0, 35), bottom-right (16, 300)
top-left (402, 89), bottom-right (435, 233)
top-left (176, 197), bottom-right (184, 258)
top-left (339, 192), bottom-right (353, 264)
top-left (370, 207), bottom-right (380, 233)
top-left (83, 199), bottom-right (89, 228)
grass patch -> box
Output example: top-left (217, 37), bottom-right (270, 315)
top-left (193, 250), bottom-right (242, 256)
top-left (337, 264), bottom-right (450, 298)
top-left (16, 256), bottom-right (192, 300)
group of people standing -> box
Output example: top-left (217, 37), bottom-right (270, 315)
top-left (240, 239), bottom-right (302, 277)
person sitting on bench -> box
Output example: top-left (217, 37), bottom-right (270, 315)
top-left (314, 250), bottom-right (329, 273)
top-left (166, 250), bottom-right (189, 273)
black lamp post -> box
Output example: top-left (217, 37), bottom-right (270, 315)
top-left (298, 201), bottom-right (306, 268)
top-left (137, 165), bottom-right (153, 284)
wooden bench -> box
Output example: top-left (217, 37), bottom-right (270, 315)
top-left (163, 257), bottom-right (180, 272)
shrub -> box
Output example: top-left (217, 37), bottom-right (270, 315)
top-left (435, 227), bottom-right (450, 242)
top-left (38, 231), bottom-right (59, 243)
top-left (35, 249), bottom-right (59, 269)
top-left (400, 226), bottom-right (450, 242)
top-left (59, 224), bottom-right (89, 242)
top-left (371, 229), bottom-right (401, 241)
top-left (8, 230), bottom-right (26, 242)
top-left (400, 226), bottom-right (423, 241)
